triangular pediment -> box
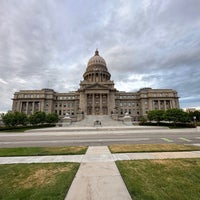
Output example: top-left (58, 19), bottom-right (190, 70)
top-left (85, 83), bottom-right (110, 90)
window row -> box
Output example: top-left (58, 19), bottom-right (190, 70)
top-left (57, 96), bottom-right (76, 100)
top-left (118, 102), bottom-right (139, 107)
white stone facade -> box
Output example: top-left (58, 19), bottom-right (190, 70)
top-left (12, 50), bottom-right (179, 120)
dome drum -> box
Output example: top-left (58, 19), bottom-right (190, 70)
top-left (83, 71), bottom-right (111, 82)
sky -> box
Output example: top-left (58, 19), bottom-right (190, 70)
top-left (0, 0), bottom-right (200, 112)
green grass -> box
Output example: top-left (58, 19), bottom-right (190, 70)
top-left (116, 158), bottom-right (200, 200)
top-left (109, 144), bottom-right (200, 153)
top-left (0, 162), bottom-right (79, 200)
top-left (0, 146), bottom-right (87, 156)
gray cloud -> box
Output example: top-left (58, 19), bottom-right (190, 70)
top-left (0, 0), bottom-right (200, 112)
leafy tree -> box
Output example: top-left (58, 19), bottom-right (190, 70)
top-left (14, 112), bottom-right (28, 126)
top-left (46, 113), bottom-right (59, 123)
top-left (29, 111), bottom-right (46, 125)
top-left (188, 110), bottom-right (200, 122)
top-left (2, 112), bottom-right (15, 127)
top-left (164, 108), bottom-right (190, 125)
top-left (147, 110), bottom-right (165, 123)
top-left (2, 112), bottom-right (28, 127)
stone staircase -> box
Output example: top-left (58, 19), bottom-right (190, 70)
top-left (71, 115), bottom-right (124, 127)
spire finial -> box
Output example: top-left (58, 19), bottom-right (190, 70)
top-left (95, 48), bottom-right (99, 56)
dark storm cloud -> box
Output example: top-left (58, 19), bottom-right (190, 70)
top-left (0, 0), bottom-right (200, 112)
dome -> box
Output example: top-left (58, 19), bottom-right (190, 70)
top-left (86, 49), bottom-right (108, 72)
top-left (83, 49), bottom-right (111, 82)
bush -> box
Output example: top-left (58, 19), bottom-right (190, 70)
top-left (140, 121), bottom-right (196, 128)
top-left (0, 124), bottom-right (56, 131)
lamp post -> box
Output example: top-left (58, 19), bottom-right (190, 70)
top-left (193, 116), bottom-right (196, 126)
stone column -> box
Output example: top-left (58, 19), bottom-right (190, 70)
top-left (32, 101), bottom-right (35, 113)
top-left (100, 94), bottom-right (102, 114)
top-left (158, 100), bottom-right (161, 110)
top-left (172, 100), bottom-right (175, 108)
top-left (19, 101), bottom-right (22, 112)
top-left (164, 100), bottom-right (166, 110)
top-left (92, 94), bottom-right (95, 115)
top-left (170, 100), bottom-right (172, 109)
top-left (25, 102), bottom-right (28, 115)
top-left (40, 101), bottom-right (45, 111)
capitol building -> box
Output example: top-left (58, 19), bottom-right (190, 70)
top-left (12, 50), bottom-right (179, 121)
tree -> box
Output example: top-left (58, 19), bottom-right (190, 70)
top-left (2, 112), bottom-right (28, 127)
top-left (147, 110), bottom-right (165, 123)
top-left (29, 111), bottom-right (46, 125)
top-left (188, 110), bottom-right (200, 122)
top-left (46, 113), bottom-right (59, 123)
top-left (2, 112), bottom-right (15, 127)
top-left (164, 108), bottom-right (190, 125)
top-left (14, 112), bottom-right (28, 126)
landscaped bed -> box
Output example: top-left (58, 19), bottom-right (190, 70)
top-left (0, 146), bottom-right (87, 157)
top-left (116, 158), bottom-right (200, 200)
top-left (0, 162), bottom-right (79, 200)
top-left (109, 144), bottom-right (200, 153)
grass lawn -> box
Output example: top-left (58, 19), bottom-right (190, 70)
top-left (116, 158), bottom-right (200, 200)
top-left (0, 146), bottom-right (87, 156)
top-left (109, 144), bottom-right (200, 153)
top-left (0, 162), bottom-right (79, 200)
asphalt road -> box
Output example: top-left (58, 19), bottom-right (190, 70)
top-left (0, 128), bottom-right (200, 147)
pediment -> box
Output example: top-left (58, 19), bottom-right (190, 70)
top-left (85, 83), bottom-right (110, 90)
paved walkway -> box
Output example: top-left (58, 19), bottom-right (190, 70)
top-left (1, 146), bottom-right (200, 200)
top-left (1, 148), bottom-right (200, 164)
top-left (65, 146), bottom-right (132, 200)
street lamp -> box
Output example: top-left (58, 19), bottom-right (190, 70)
top-left (193, 116), bottom-right (196, 126)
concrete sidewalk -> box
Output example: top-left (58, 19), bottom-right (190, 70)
top-left (65, 146), bottom-right (132, 200)
top-left (0, 149), bottom-right (200, 164)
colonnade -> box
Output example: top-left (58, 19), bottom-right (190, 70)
top-left (152, 100), bottom-right (176, 110)
top-left (84, 72), bottom-right (110, 82)
top-left (87, 93), bottom-right (108, 115)
top-left (18, 101), bottom-right (41, 115)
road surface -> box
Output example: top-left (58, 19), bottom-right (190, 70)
top-left (0, 127), bottom-right (199, 147)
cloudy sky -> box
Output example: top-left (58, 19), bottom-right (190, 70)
top-left (0, 0), bottom-right (200, 112)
